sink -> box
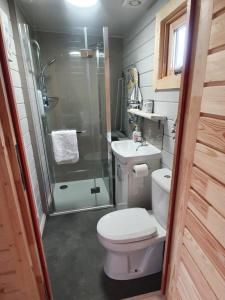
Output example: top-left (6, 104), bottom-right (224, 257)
top-left (111, 140), bottom-right (161, 163)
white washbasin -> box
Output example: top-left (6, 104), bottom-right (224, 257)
top-left (111, 140), bottom-right (161, 163)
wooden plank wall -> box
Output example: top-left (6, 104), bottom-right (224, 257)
top-left (166, 0), bottom-right (225, 299)
top-left (0, 72), bottom-right (41, 299)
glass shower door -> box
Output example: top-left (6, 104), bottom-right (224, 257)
top-left (94, 27), bottom-right (112, 208)
top-left (31, 26), bottom-right (111, 213)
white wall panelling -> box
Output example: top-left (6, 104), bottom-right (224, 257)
top-left (0, 0), bottom-right (44, 224)
top-left (13, 1), bottom-right (52, 216)
top-left (122, 0), bottom-right (180, 170)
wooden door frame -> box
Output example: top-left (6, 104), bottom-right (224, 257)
top-left (161, 0), bottom-right (196, 294)
top-left (0, 23), bottom-right (52, 299)
top-left (0, 0), bottom-right (200, 298)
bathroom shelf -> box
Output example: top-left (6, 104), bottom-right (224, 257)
top-left (127, 109), bottom-right (166, 121)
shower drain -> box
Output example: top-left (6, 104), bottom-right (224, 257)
top-left (60, 185), bottom-right (68, 190)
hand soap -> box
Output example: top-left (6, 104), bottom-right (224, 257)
top-left (132, 126), bottom-right (142, 142)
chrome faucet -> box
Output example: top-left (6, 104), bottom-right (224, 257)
top-left (136, 137), bottom-right (148, 151)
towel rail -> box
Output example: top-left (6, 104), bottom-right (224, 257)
top-left (48, 130), bottom-right (86, 135)
top-left (76, 130), bottom-right (86, 134)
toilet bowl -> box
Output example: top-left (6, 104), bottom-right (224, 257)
top-left (97, 168), bottom-right (171, 280)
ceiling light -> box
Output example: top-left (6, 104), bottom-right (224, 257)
top-left (128, 0), bottom-right (142, 6)
top-left (69, 51), bottom-right (81, 56)
top-left (65, 0), bottom-right (98, 7)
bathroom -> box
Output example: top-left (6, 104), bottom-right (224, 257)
top-left (0, 0), bottom-right (183, 298)
top-left (2, 0), bottom-right (224, 299)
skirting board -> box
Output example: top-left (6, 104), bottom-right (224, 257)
top-left (40, 213), bottom-right (46, 236)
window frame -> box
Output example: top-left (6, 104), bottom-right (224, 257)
top-left (167, 14), bottom-right (186, 76)
top-left (154, 0), bottom-right (187, 90)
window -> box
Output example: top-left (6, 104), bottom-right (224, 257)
top-left (154, 1), bottom-right (187, 90)
top-left (172, 24), bottom-right (186, 71)
top-left (168, 14), bottom-right (186, 76)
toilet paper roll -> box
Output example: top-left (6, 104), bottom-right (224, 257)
top-left (133, 164), bottom-right (148, 178)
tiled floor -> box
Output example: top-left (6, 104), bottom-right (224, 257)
top-left (53, 178), bottom-right (110, 212)
top-left (43, 209), bottom-right (162, 300)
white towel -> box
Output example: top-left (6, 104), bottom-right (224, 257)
top-left (51, 130), bottom-right (79, 164)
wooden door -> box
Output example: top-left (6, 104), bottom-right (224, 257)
top-left (166, 0), bottom-right (225, 299)
top-left (0, 23), bottom-right (52, 299)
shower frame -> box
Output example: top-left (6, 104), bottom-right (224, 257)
top-left (37, 26), bottom-right (113, 215)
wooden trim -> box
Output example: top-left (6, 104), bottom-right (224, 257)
top-left (190, 166), bottom-right (225, 218)
top-left (186, 209), bottom-right (225, 279)
top-left (0, 22), bottom-right (52, 299)
top-left (0, 73), bottom-right (41, 300)
top-left (154, 0), bottom-right (187, 90)
top-left (164, 0), bottom-right (214, 298)
top-left (197, 116), bottom-right (225, 153)
top-left (161, 0), bottom-right (195, 293)
top-left (176, 260), bottom-right (201, 300)
top-left (180, 245), bottom-right (217, 300)
top-left (167, 12), bottom-right (186, 76)
top-left (188, 188), bottom-right (225, 248)
top-left (193, 142), bottom-right (225, 184)
top-left (154, 74), bottom-right (181, 89)
top-left (183, 227), bottom-right (225, 299)
top-left (201, 86), bottom-right (225, 117)
top-left (209, 10), bottom-right (225, 51)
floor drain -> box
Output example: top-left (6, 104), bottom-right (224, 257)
top-left (60, 185), bottom-right (68, 190)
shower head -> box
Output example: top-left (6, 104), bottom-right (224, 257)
top-left (40, 57), bottom-right (56, 76)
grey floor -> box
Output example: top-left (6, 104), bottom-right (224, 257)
top-left (43, 209), bottom-right (162, 300)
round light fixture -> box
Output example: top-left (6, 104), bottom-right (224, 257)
top-left (65, 0), bottom-right (98, 8)
top-left (128, 0), bottom-right (142, 6)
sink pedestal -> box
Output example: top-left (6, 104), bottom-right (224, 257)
top-left (115, 157), bottom-right (160, 210)
top-left (111, 140), bottom-right (161, 210)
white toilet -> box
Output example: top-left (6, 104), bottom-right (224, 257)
top-left (97, 168), bottom-right (171, 280)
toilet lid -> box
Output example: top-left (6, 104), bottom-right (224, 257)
top-left (97, 208), bottom-right (157, 243)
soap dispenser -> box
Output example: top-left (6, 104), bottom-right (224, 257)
top-left (132, 125), bottom-right (142, 142)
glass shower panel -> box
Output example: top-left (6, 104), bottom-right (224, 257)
top-left (83, 29), bottom-right (110, 208)
top-left (94, 29), bottom-right (111, 207)
top-left (30, 27), bottom-right (111, 213)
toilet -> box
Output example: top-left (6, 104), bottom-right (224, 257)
top-left (97, 168), bottom-right (171, 280)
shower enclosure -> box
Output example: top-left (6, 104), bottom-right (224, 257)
top-left (29, 26), bottom-right (112, 213)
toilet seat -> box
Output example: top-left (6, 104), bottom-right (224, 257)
top-left (97, 208), bottom-right (160, 244)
